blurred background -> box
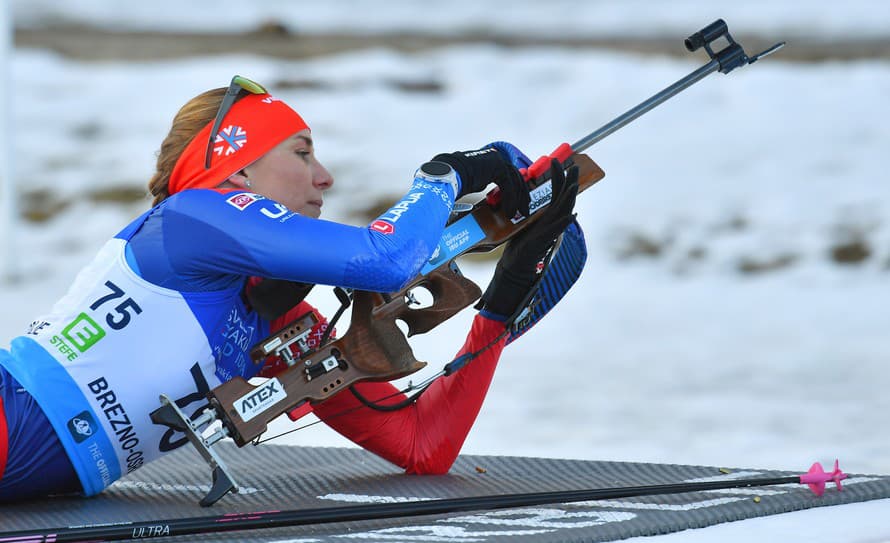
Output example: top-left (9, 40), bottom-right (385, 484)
top-left (0, 1), bottom-right (888, 474)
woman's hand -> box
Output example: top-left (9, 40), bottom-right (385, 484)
top-left (432, 142), bottom-right (532, 218)
top-left (478, 159), bottom-right (579, 321)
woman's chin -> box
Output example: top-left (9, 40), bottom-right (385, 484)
top-left (299, 204), bottom-right (322, 218)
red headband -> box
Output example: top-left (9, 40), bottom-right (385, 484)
top-left (168, 93), bottom-right (309, 195)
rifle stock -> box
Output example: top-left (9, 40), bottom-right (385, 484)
top-left (206, 154), bottom-right (605, 446)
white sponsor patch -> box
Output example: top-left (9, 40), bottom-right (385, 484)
top-left (528, 180), bottom-right (553, 215)
top-left (511, 180), bottom-right (553, 224)
top-left (235, 377), bottom-right (287, 422)
top-left (226, 192), bottom-right (261, 210)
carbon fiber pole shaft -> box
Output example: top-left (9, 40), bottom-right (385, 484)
top-left (0, 474), bottom-right (806, 543)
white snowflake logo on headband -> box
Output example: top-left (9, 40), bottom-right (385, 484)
top-left (214, 125), bottom-right (248, 158)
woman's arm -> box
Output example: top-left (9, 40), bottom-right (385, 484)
top-left (128, 173), bottom-right (456, 293)
top-left (310, 160), bottom-right (580, 474)
top-left (253, 296), bottom-right (507, 475)
top-left (311, 313), bottom-right (507, 474)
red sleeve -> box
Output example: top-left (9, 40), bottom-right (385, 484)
top-left (311, 313), bottom-right (508, 474)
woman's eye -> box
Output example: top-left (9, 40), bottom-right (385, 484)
top-left (295, 150), bottom-right (311, 161)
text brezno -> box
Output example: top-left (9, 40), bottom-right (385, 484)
top-left (236, 378), bottom-right (287, 423)
top-left (381, 192), bottom-right (423, 223)
top-left (87, 377), bottom-right (145, 473)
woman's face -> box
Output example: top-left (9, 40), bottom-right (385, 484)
top-left (237, 129), bottom-right (334, 218)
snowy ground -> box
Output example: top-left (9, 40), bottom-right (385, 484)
top-left (2, 1), bottom-right (889, 540)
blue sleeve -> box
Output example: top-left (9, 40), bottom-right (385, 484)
top-left (125, 177), bottom-right (455, 293)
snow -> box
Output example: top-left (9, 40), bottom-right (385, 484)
top-left (2, 1), bottom-right (889, 540)
top-left (625, 498), bottom-right (890, 542)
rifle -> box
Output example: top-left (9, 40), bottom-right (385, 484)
top-left (151, 19), bottom-right (784, 506)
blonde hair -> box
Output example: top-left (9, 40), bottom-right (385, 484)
top-left (148, 87), bottom-right (250, 205)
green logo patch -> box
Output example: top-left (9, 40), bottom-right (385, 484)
top-left (62, 313), bottom-right (106, 352)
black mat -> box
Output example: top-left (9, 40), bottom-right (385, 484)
top-left (2, 443), bottom-right (888, 542)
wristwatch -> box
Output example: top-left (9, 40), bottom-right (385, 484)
top-left (415, 161), bottom-right (460, 199)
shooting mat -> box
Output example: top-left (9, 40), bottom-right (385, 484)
top-left (2, 443), bottom-right (889, 542)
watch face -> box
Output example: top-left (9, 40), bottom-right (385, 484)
top-left (420, 161), bottom-right (452, 177)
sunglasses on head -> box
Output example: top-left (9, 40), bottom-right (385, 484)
top-left (204, 75), bottom-right (268, 170)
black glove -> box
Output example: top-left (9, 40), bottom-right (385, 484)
top-left (432, 146), bottom-right (531, 218)
top-left (478, 159), bottom-right (579, 320)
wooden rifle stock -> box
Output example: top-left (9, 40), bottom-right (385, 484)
top-left (207, 154), bottom-right (605, 446)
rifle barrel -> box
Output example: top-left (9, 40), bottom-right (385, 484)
top-left (571, 59), bottom-right (720, 153)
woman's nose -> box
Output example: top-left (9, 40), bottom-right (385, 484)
top-left (314, 161), bottom-right (334, 190)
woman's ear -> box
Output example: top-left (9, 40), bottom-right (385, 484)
top-left (224, 170), bottom-right (251, 189)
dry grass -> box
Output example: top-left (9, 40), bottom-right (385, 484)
top-left (15, 24), bottom-right (890, 63)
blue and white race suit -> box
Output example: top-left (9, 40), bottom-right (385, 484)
top-left (0, 174), bottom-right (456, 497)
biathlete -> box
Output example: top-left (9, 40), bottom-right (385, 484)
top-left (0, 76), bottom-right (580, 501)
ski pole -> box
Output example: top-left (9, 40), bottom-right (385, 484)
top-left (0, 461), bottom-right (845, 543)
top-left (521, 18), bottom-right (785, 182)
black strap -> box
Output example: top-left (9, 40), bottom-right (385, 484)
top-left (244, 279), bottom-right (315, 321)
top-left (348, 382), bottom-right (434, 412)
